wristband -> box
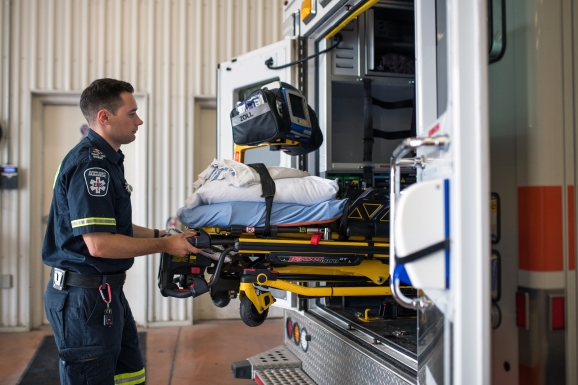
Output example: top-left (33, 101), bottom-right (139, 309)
top-left (154, 229), bottom-right (160, 238)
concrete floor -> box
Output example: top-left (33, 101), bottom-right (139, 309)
top-left (0, 318), bottom-right (283, 385)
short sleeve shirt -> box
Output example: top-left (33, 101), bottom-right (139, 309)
top-left (42, 129), bottom-right (134, 275)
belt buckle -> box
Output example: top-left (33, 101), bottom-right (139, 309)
top-left (52, 268), bottom-right (67, 290)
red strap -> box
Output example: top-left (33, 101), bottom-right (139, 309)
top-left (311, 233), bottom-right (322, 245)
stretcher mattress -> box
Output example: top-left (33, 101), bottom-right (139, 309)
top-left (177, 199), bottom-right (347, 229)
top-left (185, 176), bottom-right (339, 209)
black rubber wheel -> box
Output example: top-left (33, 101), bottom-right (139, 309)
top-left (210, 289), bottom-right (231, 308)
top-left (212, 296), bottom-right (231, 308)
top-left (239, 296), bottom-right (269, 327)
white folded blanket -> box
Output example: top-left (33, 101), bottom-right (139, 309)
top-left (185, 176), bottom-right (339, 209)
top-left (192, 159), bottom-right (309, 190)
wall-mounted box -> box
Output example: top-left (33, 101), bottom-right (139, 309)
top-left (0, 166), bottom-right (18, 190)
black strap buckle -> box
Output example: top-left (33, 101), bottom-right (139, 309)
top-left (52, 268), bottom-right (67, 290)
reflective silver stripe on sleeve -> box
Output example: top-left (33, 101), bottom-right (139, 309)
top-left (70, 217), bottom-right (116, 228)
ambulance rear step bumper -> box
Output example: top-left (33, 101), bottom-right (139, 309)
top-left (254, 368), bottom-right (316, 385)
top-left (232, 345), bottom-right (317, 384)
top-left (232, 308), bottom-right (421, 385)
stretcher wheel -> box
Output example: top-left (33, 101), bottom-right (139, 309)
top-left (239, 296), bottom-right (268, 327)
top-left (212, 297), bottom-right (231, 308)
top-left (210, 289), bottom-right (231, 308)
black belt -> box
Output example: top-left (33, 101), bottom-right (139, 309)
top-left (51, 267), bottom-right (126, 290)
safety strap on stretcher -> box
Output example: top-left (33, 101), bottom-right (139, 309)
top-left (247, 163), bottom-right (275, 236)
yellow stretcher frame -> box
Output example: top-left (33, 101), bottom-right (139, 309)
top-left (197, 227), bottom-right (394, 315)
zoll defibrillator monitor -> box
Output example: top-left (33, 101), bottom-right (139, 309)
top-left (281, 87), bottom-right (312, 140)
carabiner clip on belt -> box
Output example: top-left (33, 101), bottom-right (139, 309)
top-left (99, 283), bottom-right (114, 327)
top-left (99, 283), bottom-right (112, 305)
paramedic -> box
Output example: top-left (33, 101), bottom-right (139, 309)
top-left (42, 78), bottom-right (201, 385)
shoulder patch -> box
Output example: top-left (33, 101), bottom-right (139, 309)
top-left (84, 167), bottom-right (109, 197)
top-left (89, 148), bottom-right (106, 160)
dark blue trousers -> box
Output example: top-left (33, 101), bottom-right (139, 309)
top-left (44, 280), bottom-right (145, 385)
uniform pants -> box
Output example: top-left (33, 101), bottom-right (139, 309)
top-left (44, 279), bottom-right (145, 385)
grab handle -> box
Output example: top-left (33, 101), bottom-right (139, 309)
top-left (389, 136), bottom-right (450, 309)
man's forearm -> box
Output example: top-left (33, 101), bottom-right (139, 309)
top-left (132, 224), bottom-right (165, 238)
top-left (83, 232), bottom-right (168, 259)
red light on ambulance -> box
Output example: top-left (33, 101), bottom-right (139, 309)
top-left (550, 295), bottom-right (565, 331)
top-left (516, 291), bottom-right (529, 330)
top-left (286, 317), bottom-right (293, 339)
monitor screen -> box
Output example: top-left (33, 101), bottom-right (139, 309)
top-left (289, 93), bottom-right (306, 119)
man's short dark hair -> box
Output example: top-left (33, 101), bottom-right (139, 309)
top-left (80, 78), bottom-right (134, 125)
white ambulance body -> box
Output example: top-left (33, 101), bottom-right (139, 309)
top-left (217, 1), bottom-right (576, 384)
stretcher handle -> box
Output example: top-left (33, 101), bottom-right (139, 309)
top-left (389, 135), bottom-right (450, 310)
top-left (187, 229), bottom-right (235, 249)
top-left (188, 237), bottom-right (235, 247)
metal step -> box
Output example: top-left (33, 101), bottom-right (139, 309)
top-left (232, 345), bottom-right (317, 383)
top-left (247, 345), bottom-right (302, 370)
top-left (254, 368), bottom-right (317, 385)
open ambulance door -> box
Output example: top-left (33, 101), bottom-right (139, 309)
top-left (216, 38), bottom-right (299, 169)
top-left (390, 1), bottom-right (491, 384)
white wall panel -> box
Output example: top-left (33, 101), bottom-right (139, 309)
top-left (0, 0), bottom-right (283, 329)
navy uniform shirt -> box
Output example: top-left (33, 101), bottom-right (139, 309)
top-left (42, 129), bottom-right (134, 275)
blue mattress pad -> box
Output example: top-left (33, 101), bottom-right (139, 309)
top-left (177, 199), bottom-right (347, 229)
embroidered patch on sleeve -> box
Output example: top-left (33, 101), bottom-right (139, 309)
top-left (89, 148), bottom-right (106, 160)
top-left (84, 167), bottom-right (109, 196)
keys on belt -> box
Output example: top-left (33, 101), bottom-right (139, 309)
top-left (99, 283), bottom-right (114, 327)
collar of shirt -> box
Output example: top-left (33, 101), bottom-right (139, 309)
top-left (87, 129), bottom-right (125, 164)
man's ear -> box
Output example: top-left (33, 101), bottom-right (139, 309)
top-left (96, 109), bottom-right (110, 126)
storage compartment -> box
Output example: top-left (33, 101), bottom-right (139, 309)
top-left (366, 4), bottom-right (415, 76)
top-left (327, 79), bottom-right (414, 172)
top-left (321, 2), bottom-right (415, 175)
top-left (366, 8), bottom-right (415, 76)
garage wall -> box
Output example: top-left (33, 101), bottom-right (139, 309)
top-left (0, 0), bottom-right (284, 329)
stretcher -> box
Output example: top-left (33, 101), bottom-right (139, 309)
top-left (157, 84), bottom-right (416, 327)
top-left (156, 159), bottom-right (417, 327)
